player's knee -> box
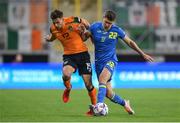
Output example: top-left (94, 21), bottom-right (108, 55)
top-left (99, 69), bottom-right (111, 83)
top-left (63, 66), bottom-right (74, 76)
top-left (63, 70), bottom-right (71, 79)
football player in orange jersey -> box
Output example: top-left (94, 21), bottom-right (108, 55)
top-left (45, 9), bottom-right (96, 116)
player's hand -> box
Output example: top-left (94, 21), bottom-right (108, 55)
top-left (142, 54), bottom-right (154, 62)
top-left (77, 24), bottom-right (86, 34)
top-left (45, 34), bottom-right (53, 42)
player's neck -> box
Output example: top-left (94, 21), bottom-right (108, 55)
top-left (56, 22), bottom-right (65, 30)
top-left (103, 25), bottom-right (112, 32)
top-left (56, 24), bottom-right (64, 31)
top-left (104, 27), bottom-right (111, 31)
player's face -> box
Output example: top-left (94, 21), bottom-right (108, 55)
top-left (53, 18), bottom-right (63, 29)
top-left (103, 18), bottom-right (113, 31)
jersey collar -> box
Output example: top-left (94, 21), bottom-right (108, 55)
top-left (101, 22), bottom-right (113, 32)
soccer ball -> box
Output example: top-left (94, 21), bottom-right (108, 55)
top-left (93, 103), bottom-right (109, 116)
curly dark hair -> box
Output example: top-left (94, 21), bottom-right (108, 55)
top-left (50, 9), bottom-right (63, 20)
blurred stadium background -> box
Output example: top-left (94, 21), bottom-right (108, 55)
top-left (0, 0), bottom-right (180, 122)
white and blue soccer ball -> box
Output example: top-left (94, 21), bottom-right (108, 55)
top-left (93, 103), bottom-right (109, 116)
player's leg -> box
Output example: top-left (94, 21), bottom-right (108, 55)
top-left (77, 51), bottom-right (96, 115)
top-left (82, 74), bottom-right (97, 116)
top-left (62, 56), bottom-right (76, 103)
top-left (106, 82), bottom-right (135, 115)
top-left (62, 65), bottom-right (75, 103)
top-left (88, 68), bottom-right (111, 116)
top-left (62, 65), bottom-right (74, 89)
top-left (97, 67), bottom-right (111, 103)
top-left (106, 82), bottom-right (125, 106)
top-left (88, 61), bottom-right (114, 115)
top-left (82, 74), bottom-right (96, 105)
top-left (97, 60), bottom-right (116, 103)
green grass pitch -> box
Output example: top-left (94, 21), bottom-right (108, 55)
top-left (0, 89), bottom-right (180, 122)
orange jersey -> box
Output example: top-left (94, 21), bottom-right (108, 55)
top-left (50, 16), bottom-right (88, 55)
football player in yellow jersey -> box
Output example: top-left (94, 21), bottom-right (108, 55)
top-left (45, 9), bottom-right (96, 116)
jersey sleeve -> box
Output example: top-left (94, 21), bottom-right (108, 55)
top-left (117, 27), bottom-right (126, 40)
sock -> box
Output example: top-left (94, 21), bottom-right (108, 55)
top-left (88, 87), bottom-right (97, 105)
top-left (63, 77), bottom-right (71, 90)
top-left (110, 93), bottom-right (125, 106)
top-left (97, 83), bottom-right (107, 103)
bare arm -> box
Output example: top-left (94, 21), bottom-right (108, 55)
top-left (77, 18), bottom-right (92, 42)
top-left (81, 18), bottom-right (90, 29)
top-left (123, 35), bottom-right (154, 62)
top-left (77, 18), bottom-right (94, 43)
